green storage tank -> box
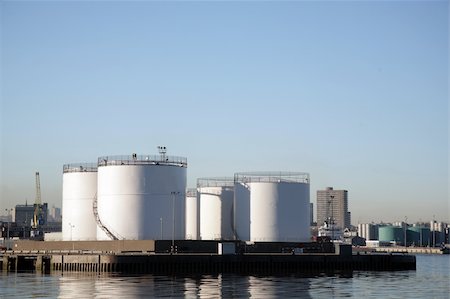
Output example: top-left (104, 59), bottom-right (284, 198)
top-left (378, 226), bottom-right (404, 245)
top-left (408, 227), bottom-right (430, 247)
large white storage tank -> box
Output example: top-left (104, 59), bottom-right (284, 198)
top-left (198, 178), bottom-right (234, 240)
top-left (62, 163), bottom-right (98, 241)
top-left (185, 188), bottom-right (200, 240)
top-left (234, 172), bottom-right (310, 242)
top-left (96, 153), bottom-right (187, 240)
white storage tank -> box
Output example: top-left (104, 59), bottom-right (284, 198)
top-left (234, 172), bottom-right (310, 242)
top-left (185, 188), bottom-right (200, 240)
top-left (233, 181), bottom-right (250, 241)
top-left (198, 178), bottom-right (234, 240)
top-left (96, 153), bottom-right (187, 240)
top-left (62, 163), bottom-right (98, 241)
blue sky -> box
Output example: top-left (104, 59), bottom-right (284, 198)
top-left (1, 1), bottom-right (448, 223)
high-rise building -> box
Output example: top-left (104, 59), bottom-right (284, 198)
top-left (310, 203), bottom-right (314, 225)
top-left (316, 187), bottom-right (350, 230)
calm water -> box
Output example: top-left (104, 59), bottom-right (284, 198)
top-left (1, 255), bottom-right (449, 298)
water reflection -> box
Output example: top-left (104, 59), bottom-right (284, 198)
top-left (0, 272), bottom-right (60, 298)
top-left (248, 275), bottom-right (312, 298)
top-left (59, 273), bottom-right (97, 299)
top-left (1, 256), bottom-right (448, 299)
top-left (55, 272), bottom-right (313, 298)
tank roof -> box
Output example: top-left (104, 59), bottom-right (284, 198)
top-left (98, 154), bottom-right (187, 168)
top-left (234, 171), bottom-right (309, 184)
top-left (186, 188), bottom-right (197, 197)
top-left (63, 163), bottom-right (98, 173)
top-left (197, 177), bottom-right (234, 188)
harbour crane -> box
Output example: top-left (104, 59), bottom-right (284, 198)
top-left (32, 171), bottom-right (42, 230)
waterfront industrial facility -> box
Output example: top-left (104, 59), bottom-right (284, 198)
top-left (1, 146), bottom-right (448, 248)
top-left (56, 149), bottom-right (313, 244)
top-left (0, 147), bottom-right (448, 274)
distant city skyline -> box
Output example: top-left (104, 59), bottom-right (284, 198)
top-left (1, 1), bottom-right (448, 223)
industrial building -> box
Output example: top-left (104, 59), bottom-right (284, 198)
top-left (430, 221), bottom-right (449, 245)
top-left (0, 203), bottom-right (49, 240)
top-left (316, 187), bottom-right (350, 230)
top-left (14, 204), bottom-right (36, 227)
top-left (358, 223), bottom-right (379, 241)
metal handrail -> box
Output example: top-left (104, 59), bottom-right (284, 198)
top-left (197, 177), bottom-right (234, 188)
top-left (98, 155), bottom-right (187, 167)
top-left (63, 163), bottom-right (97, 173)
top-left (186, 188), bottom-right (197, 197)
top-left (234, 172), bottom-right (310, 184)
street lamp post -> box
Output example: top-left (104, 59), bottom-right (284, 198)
top-left (170, 191), bottom-right (180, 253)
top-left (5, 209), bottom-right (12, 249)
top-left (419, 228), bottom-right (422, 247)
top-left (404, 216), bottom-right (408, 249)
top-left (328, 195), bottom-right (335, 242)
top-left (5, 209), bottom-right (10, 241)
top-left (431, 215), bottom-right (436, 248)
top-left (160, 217), bottom-right (163, 240)
top-left (68, 222), bottom-right (75, 241)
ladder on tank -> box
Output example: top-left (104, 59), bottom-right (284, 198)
top-left (93, 194), bottom-right (121, 241)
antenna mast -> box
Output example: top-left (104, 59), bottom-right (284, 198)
top-left (35, 172), bottom-right (41, 205)
top-left (157, 145), bottom-right (167, 161)
top-left (32, 171), bottom-right (42, 229)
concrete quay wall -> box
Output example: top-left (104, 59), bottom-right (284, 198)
top-left (374, 247), bottom-right (448, 255)
top-left (2, 252), bottom-right (416, 274)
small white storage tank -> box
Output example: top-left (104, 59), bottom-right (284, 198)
top-left (185, 188), bottom-right (200, 240)
top-left (234, 172), bottom-right (310, 242)
top-left (96, 152), bottom-right (187, 240)
top-left (62, 163), bottom-right (98, 241)
top-left (198, 178), bottom-right (234, 240)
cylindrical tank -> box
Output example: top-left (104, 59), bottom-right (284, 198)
top-left (96, 154), bottom-right (187, 240)
top-left (378, 226), bottom-right (404, 244)
top-left (62, 163), bottom-right (98, 241)
top-left (233, 182), bottom-right (251, 241)
top-left (409, 227), bottom-right (430, 247)
top-left (198, 178), bottom-right (234, 240)
top-left (234, 172), bottom-right (310, 242)
top-left (185, 188), bottom-right (200, 240)
top-left (406, 228), bottom-right (419, 246)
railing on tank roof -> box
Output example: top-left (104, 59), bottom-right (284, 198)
top-left (63, 163), bottom-right (98, 173)
top-left (197, 177), bottom-right (234, 188)
top-left (234, 172), bottom-right (309, 184)
top-left (186, 188), bottom-right (197, 197)
top-left (97, 155), bottom-right (187, 167)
